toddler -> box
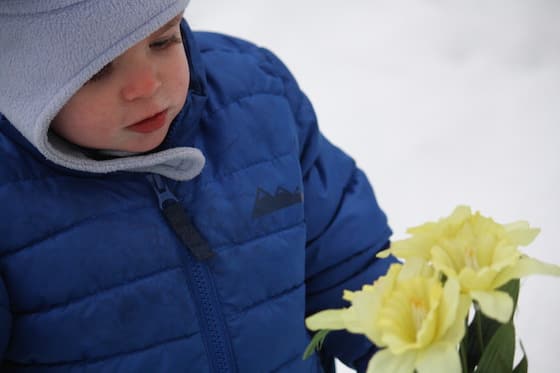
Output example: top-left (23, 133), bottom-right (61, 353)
top-left (0, 1), bottom-right (396, 372)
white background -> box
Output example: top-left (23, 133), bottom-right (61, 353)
top-left (186, 1), bottom-right (560, 372)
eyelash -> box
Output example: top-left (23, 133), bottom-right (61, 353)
top-left (86, 34), bottom-right (182, 83)
top-left (150, 34), bottom-right (182, 50)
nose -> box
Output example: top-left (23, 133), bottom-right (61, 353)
top-left (120, 63), bottom-right (162, 101)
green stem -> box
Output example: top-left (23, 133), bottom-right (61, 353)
top-left (475, 309), bottom-right (484, 353)
top-left (460, 344), bottom-right (468, 373)
top-left (460, 318), bottom-right (469, 373)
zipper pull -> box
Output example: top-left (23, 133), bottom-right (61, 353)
top-left (147, 174), bottom-right (214, 261)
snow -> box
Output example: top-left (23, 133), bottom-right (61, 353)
top-left (186, 1), bottom-right (560, 371)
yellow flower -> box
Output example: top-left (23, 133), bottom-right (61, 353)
top-left (305, 259), bottom-right (470, 373)
top-left (378, 205), bottom-right (560, 322)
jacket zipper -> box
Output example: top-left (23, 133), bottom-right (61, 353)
top-left (147, 174), bottom-right (237, 373)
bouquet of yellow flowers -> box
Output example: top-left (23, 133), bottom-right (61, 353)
top-left (303, 206), bottom-right (560, 373)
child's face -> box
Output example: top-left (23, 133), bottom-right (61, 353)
top-left (51, 15), bottom-right (189, 152)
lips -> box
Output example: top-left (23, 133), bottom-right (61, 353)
top-left (127, 110), bottom-right (167, 133)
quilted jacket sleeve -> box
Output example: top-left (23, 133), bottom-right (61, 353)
top-left (0, 276), bottom-right (11, 359)
top-left (260, 48), bottom-right (398, 372)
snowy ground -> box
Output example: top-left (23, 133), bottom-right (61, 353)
top-left (186, 1), bottom-right (560, 371)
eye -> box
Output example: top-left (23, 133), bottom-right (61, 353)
top-left (87, 63), bottom-right (113, 83)
top-left (150, 34), bottom-right (182, 50)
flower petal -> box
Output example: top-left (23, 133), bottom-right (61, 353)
top-left (398, 257), bottom-right (432, 280)
top-left (503, 221), bottom-right (540, 246)
top-left (439, 294), bottom-right (471, 344)
top-left (342, 289), bottom-right (357, 302)
top-left (458, 267), bottom-right (497, 292)
top-left (415, 342), bottom-right (462, 373)
top-left (470, 290), bottom-right (513, 323)
top-left (345, 293), bottom-right (382, 341)
top-left (431, 246), bottom-right (459, 277)
top-left (448, 205), bottom-right (472, 224)
top-left (490, 241), bottom-right (520, 271)
top-left (378, 238), bottom-right (432, 260)
top-left (493, 256), bottom-right (560, 288)
top-left (376, 248), bottom-right (392, 258)
top-left (381, 331), bottom-right (416, 354)
top-left (415, 305), bottom-right (438, 348)
top-left (305, 309), bottom-right (347, 331)
top-left (407, 221), bottom-right (439, 235)
top-left (366, 349), bottom-right (416, 373)
top-left (436, 277), bottom-right (460, 338)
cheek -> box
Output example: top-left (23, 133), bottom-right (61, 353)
top-left (52, 94), bottom-right (117, 143)
top-left (166, 51), bottom-right (190, 104)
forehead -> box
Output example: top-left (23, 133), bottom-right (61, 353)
top-left (150, 14), bottom-right (183, 36)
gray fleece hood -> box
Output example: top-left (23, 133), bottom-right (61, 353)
top-left (0, 0), bottom-right (205, 181)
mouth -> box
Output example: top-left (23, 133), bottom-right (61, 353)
top-left (127, 110), bottom-right (168, 133)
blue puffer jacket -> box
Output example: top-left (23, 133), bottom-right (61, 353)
top-left (0, 20), bottom-right (396, 372)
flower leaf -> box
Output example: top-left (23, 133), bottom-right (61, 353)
top-left (302, 329), bottom-right (330, 360)
top-left (512, 342), bottom-right (528, 373)
top-left (513, 356), bottom-right (528, 373)
top-left (499, 279), bottom-right (520, 314)
top-left (464, 279), bottom-right (519, 371)
top-left (465, 310), bottom-right (497, 372)
top-left (475, 321), bottom-right (515, 373)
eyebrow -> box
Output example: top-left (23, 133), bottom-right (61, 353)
top-left (152, 14), bottom-right (183, 36)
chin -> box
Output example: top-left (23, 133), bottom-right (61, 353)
top-left (126, 127), bottom-right (169, 153)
